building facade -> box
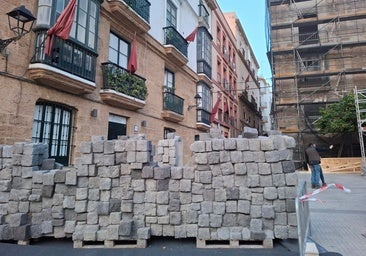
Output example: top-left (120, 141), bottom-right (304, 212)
top-left (0, 0), bottom-right (215, 165)
top-left (224, 12), bottom-right (263, 135)
top-left (267, 0), bottom-right (366, 160)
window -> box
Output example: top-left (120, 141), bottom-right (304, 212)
top-left (43, 0), bottom-right (99, 51)
top-left (197, 82), bottom-right (211, 112)
top-left (196, 82), bottom-right (211, 125)
top-left (108, 114), bottom-right (127, 140)
top-left (166, 0), bottom-right (177, 28)
top-left (197, 27), bottom-right (212, 78)
top-left (299, 24), bottom-right (319, 45)
top-left (164, 127), bottom-right (176, 139)
top-left (34, 0), bottom-right (102, 81)
top-left (164, 69), bottom-right (175, 93)
top-left (109, 33), bottom-right (129, 68)
top-left (32, 101), bottom-right (73, 166)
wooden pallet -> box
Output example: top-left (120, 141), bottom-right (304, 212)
top-left (196, 239), bottom-right (273, 249)
top-left (73, 239), bottom-right (147, 249)
top-left (321, 157), bottom-right (361, 173)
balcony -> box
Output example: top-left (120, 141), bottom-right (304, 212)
top-left (101, 62), bottom-right (147, 110)
top-left (299, 32), bottom-right (319, 45)
top-left (107, 0), bottom-right (151, 34)
top-left (196, 109), bottom-right (211, 131)
top-left (29, 30), bottom-right (97, 95)
top-left (197, 60), bottom-right (212, 79)
top-left (162, 91), bottom-right (184, 122)
top-left (163, 26), bottom-right (188, 66)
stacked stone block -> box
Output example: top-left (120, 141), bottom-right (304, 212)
top-left (154, 133), bottom-right (183, 167)
top-left (0, 133), bottom-right (298, 247)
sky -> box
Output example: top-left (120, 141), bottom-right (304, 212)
top-left (216, 0), bottom-right (271, 84)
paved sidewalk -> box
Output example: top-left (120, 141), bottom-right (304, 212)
top-left (298, 171), bottom-right (366, 256)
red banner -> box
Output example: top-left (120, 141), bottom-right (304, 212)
top-left (45, 0), bottom-right (77, 55)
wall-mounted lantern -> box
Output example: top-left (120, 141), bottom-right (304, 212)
top-left (187, 93), bottom-right (202, 111)
top-left (0, 5), bottom-right (36, 52)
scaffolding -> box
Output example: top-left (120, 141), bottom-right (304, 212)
top-left (267, 0), bottom-right (366, 162)
top-left (354, 86), bottom-right (366, 175)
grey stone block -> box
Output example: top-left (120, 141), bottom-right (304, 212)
top-left (285, 172), bottom-right (298, 186)
top-left (99, 178), bottom-right (111, 190)
top-left (264, 187), bottom-right (278, 200)
top-left (41, 221), bottom-right (53, 234)
top-left (219, 151), bottom-right (230, 163)
top-left (195, 153), bottom-right (207, 165)
top-left (217, 227), bottom-right (230, 240)
top-left (8, 213), bottom-right (28, 227)
top-left (274, 225), bottom-right (288, 239)
top-left (224, 139), bottom-right (236, 150)
top-left (210, 214), bottom-right (222, 227)
top-left (137, 227), bottom-right (151, 240)
top-left (197, 228), bottom-right (210, 239)
top-left (41, 159), bottom-right (55, 170)
top-left (13, 225), bottom-right (31, 240)
top-left (223, 213), bottom-right (237, 226)
top-left (248, 175), bottom-right (260, 187)
top-left (250, 219), bottom-right (263, 231)
top-left (0, 180), bottom-right (10, 192)
top-left (119, 220), bottom-right (132, 236)
top-left (198, 214), bottom-right (209, 227)
top-left (154, 166), bottom-right (171, 179)
top-left (262, 205), bottom-right (275, 219)
top-left (282, 160), bottom-right (295, 173)
top-left (207, 152), bottom-right (220, 164)
top-left (243, 127), bottom-right (258, 138)
top-left (260, 175), bottom-right (273, 187)
top-left (142, 166), bottom-right (154, 178)
top-left (226, 187), bottom-right (239, 200)
top-left (190, 141), bottom-right (206, 153)
top-left (169, 212), bottom-right (182, 225)
top-left (238, 200), bottom-right (250, 214)
top-left (157, 179), bottom-right (169, 191)
top-left (174, 225), bottom-right (187, 238)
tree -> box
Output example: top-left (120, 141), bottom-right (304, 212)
top-left (316, 93), bottom-right (357, 134)
top-left (316, 93), bottom-right (357, 156)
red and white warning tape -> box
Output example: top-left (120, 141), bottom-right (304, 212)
top-left (299, 183), bottom-right (351, 202)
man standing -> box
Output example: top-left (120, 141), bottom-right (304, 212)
top-left (305, 143), bottom-right (323, 189)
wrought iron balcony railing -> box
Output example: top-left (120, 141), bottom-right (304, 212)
top-left (163, 91), bottom-right (184, 115)
top-left (31, 30), bottom-right (97, 82)
top-left (163, 26), bottom-right (188, 57)
top-left (123, 0), bottom-right (151, 23)
top-left (102, 62), bottom-right (147, 101)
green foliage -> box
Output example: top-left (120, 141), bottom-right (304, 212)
top-left (316, 93), bottom-right (357, 134)
top-left (104, 64), bottom-right (148, 101)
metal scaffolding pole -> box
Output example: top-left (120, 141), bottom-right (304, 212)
top-left (354, 86), bottom-right (366, 175)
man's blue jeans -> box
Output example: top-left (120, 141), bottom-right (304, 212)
top-left (310, 164), bottom-right (321, 186)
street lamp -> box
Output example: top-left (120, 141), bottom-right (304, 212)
top-left (0, 5), bottom-right (36, 52)
top-left (187, 93), bottom-right (202, 110)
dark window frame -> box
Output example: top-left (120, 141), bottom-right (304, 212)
top-left (32, 101), bottom-right (73, 166)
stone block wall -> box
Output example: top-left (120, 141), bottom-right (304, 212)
top-left (0, 133), bottom-right (298, 245)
